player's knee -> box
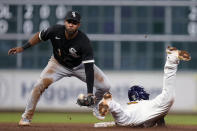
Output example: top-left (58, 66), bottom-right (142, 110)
top-left (42, 78), bottom-right (53, 87)
top-left (161, 95), bottom-right (175, 106)
top-left (169, 96), bottom-right (175, 104)
top-left (166, 98), bottom-right (174, 108)
top-left (102, 82), bottom-right (111, 92)
top-left (35, 78), bottom-right (53, 93)
top-left (167, 93), bottom-right (175, 103)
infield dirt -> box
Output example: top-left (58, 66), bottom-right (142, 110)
top-left (0, 123), bottom-right (197, 131)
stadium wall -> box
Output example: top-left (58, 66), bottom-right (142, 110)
top-left (0, 70), bottom-right (196, 112)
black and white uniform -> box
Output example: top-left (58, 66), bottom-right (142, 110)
top-left (22, 25), bottom-right (111, 120)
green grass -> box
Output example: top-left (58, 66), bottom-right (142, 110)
top-left (165, 114), bottom-right (197, 125)
top-left (33, 112), bottom-right (114, 123)
top-left (0, 112), bottom-right (114, 123)
top-left (0, 112), bottom-right (197, 125)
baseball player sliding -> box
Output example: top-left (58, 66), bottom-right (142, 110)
top-left (96, 46), bottom-right (191, 128)
top-left (8, 10), bottom-right (111, 126)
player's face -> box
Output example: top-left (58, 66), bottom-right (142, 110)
top-left (65, 20), bottom-right (80, 35)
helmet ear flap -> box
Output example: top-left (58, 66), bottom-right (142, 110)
top-left (128, 86), bottom-right (139, 101)
top-left (130, 91), bottom-right (138, 101)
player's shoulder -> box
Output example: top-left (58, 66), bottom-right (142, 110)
top-left (49, 24), bottom-right (65, 32)
top-left (78, 30), bottom-right (90, 41)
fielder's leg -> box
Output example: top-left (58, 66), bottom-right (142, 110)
top-left (19, 56), bottom-right (71, 126)
top-left (73, 64), bottom-right (111, 120)
top-left (93, 65), bottom-right (111, 103)
top-left (91, 65), bottom-right (111, 120)
top-left (74, 64), bottom-right (111, 103)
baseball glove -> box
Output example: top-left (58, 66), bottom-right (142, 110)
top-left (77, 94), bottom-right (95, 106)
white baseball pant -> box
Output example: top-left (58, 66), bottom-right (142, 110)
top-left (106, 53), bottom-right (178, 126)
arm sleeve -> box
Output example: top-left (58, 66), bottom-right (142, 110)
top-left (84, 62), bottom-right (94, 94)
top-left (39, 26), bottom-right (54, 41)
top-left (82, 39), bottom-right (94, 63)
top-left (81, 38), bottom-right (95, 94)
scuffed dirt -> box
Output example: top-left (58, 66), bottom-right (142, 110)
top-left (0, 123), bottom-right (197, 131)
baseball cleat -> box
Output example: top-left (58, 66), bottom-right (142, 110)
top-left (166, 46), bottom-right (191, 61)
top-left (98, 92), bottom-right (112, 117)
top-left (18, 118), bottom-right (31, 126)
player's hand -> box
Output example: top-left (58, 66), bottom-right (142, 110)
top-left (8, 47), bottom-right (24, 55)
top-left (77, 93), bottom-right (95, 107)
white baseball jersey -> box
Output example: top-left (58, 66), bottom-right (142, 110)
top-left (107, 53), bottom-right (178, 127)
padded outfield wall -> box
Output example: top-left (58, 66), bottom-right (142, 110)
top-left (0, 70), bottom-right (196, 113)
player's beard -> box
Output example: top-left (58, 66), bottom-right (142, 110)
top-left (65, 27), bottom-right (78, 37)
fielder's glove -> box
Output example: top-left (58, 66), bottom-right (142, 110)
top-left (77, 94), bottom-right (95, 107)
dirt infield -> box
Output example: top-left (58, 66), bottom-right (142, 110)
top-left (0, 123), bottom-right (197, 131)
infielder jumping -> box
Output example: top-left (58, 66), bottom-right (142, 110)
top-left (97, 46), bottom-right (191, 128)
top-left (8, 10), bottom-right (111, 126)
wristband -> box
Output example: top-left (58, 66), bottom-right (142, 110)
top-left (22, 42), bottom-right (31, 50)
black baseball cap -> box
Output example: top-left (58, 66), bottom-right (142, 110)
top-left (65, 11), bottom-right (81, 23)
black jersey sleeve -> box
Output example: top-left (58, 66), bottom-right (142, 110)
top-left (84, 62), bottom-right (94, 94)
top-left (80, 37), bottom-right (95, 94)
top-left (81, 39), bottom-right (95, 64)
top-left (39, 26), bottom-right (54, 41)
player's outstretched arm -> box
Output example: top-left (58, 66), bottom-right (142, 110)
top-left (8, 47), bottom-right (24, 55)
top-left (8, 32), bottom-right (41, 55)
